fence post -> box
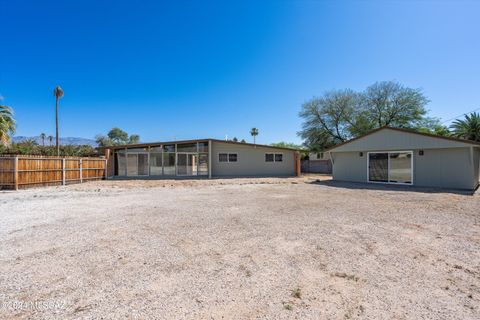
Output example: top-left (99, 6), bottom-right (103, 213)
top-left (14, 156), bottom-right (19, 191)
top-left (62, 158), bottom-right (66, 186)
top-left (104, 159), bottom-right (107, 180)
top-left (79, 159), bottom-right (83, 183)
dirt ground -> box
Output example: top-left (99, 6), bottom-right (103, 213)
top-left (0, 175), bottom-right (479, 319)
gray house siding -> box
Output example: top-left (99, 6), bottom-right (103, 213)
top-left (211, 141), bottom-right (295, 177)
top-left (413, 148), bottom-right (474, 190)
top-left (473, 148), bottom-right (480, 189)
top-left (331, 152), bottom-right (367, 183)
top-left (332, 148), bottom-right (476, 190)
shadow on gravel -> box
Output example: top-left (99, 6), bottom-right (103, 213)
top-left (308, 179), bottom-right (476, 196)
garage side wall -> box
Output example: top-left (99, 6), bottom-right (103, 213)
top-left (211, 142), bottom-right (295, 177)
top-left (414, 148), bottom-right (474, 190)
top-left (331, 152), bottom-right (367, 183)
top-left (473, 148), bottom-right (480, 189)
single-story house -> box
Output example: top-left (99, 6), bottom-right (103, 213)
top-left (325, 127), bottom-right (480, 191)
top-left (104, 139), bottom-right (301, 179)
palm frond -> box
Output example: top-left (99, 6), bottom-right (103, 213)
top-left (450, 112), bottom-right (480, 141)
top-left (53, 86), bottom-right (64, 98)
top-left (0, 105), bottom-right (16, 146)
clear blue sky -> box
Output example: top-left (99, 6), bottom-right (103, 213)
top-left (1, 0), bottom-right (479, 144)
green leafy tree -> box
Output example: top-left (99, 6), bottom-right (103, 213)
top-left (2, 140), bottom-right (96, 157)
top-left (128, 134), bottom-right (140, 144)
top-left (299, 89), bottom-right (358, 146)
top-left (299, 81), bottom-right (431, 152)
top-left (108, 127), bottom-right (129, 144)
top-left (416, 118), bottom-right (450, 136)
top-left (240, 139), bottom-right (246, 143)
top-left (271, 141), bottom-right (307, 158)
top-left (360, 81), bottom-right (429, 130)
top-left (450, 112), bottom-right (480, 141)
top-left (232, 137), bottom-right (238, 142)
top-left (250, 128), bottom-right (259, 144)
top-left (96, 127), bottom-right (141, 147)
top-left (0, 104), bottom-right (16, 145)
top-left (270, 142), bottom-right (303, 149)
top-left (48, 135), bottom-right (54, 146)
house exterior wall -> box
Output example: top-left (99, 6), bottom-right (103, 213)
top-left (211, 141), bottom-right (295, 177)
top-left (473, 147), bottom-right (480, 189)
top-left (331, 152), bottom-right (367, 182)
top-left (331, 147), bottom-right (477, 190)
top-left (413, 148), bottom-right (474, 190)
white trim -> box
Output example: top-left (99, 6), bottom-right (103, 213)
top-left (367, 151), bottom-right (413, 185)
top-left (175, 152), bottom-right (200, 176)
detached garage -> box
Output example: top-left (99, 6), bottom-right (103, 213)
top-left (326, 127), bottom-right (480, 191)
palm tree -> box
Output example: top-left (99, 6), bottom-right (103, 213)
top-left (53, 86), bottom-right (64, 155)
top-left (250, 127), bottom-right (259, 144)
top-left (48, 135), bottom-right (54, 146)
top-left (0, 105), bottom-right (16, 146)
top-left (40, 133), bottom-right (46, 146)
top-left (450, 112), bottom-right (480, 142)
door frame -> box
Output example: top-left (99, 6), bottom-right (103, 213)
top-left (176, 152), bottom-right (199, 176)
top-left (367, 151), bottom-right (414, 185)
top-left (126, 152), bottom-right (150, 177)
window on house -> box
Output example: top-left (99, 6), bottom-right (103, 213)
top-left (266, 153), bottom-right (283, 162)
top-left (219, 153), bottom-right (237, 163)
top-left (219, 153), bottom-right (228, 162)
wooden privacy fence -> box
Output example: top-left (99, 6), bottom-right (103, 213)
top-left (0, 155), bottom-right (107, 190)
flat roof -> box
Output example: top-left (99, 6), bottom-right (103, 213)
top-left (103, 138), bottom-right (300, 152)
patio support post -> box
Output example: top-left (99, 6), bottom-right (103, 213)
top-left (208, 140), bottom-right (212, 179)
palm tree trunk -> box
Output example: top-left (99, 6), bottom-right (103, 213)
top-left (56, 97), bottom-right (59, 156)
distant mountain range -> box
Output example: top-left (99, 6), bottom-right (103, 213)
top-left (12, 136), bottom-right (98, 147)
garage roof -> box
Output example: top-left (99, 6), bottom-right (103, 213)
top-left (325, 127), bottom-right (480, 152)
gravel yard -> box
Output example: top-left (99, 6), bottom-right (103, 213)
top-left (0, 176), bottom-right (479, 319)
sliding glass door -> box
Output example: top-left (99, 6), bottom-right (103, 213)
top-left (368, 153), bottom-right (389, 182)
top-left (389, 153), bottom-right (412, 184)
top-left (368, 152), bottom-right (412, 184)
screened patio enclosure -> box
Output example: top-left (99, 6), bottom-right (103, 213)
top-left (114, 142), bottom-right (209, 177)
